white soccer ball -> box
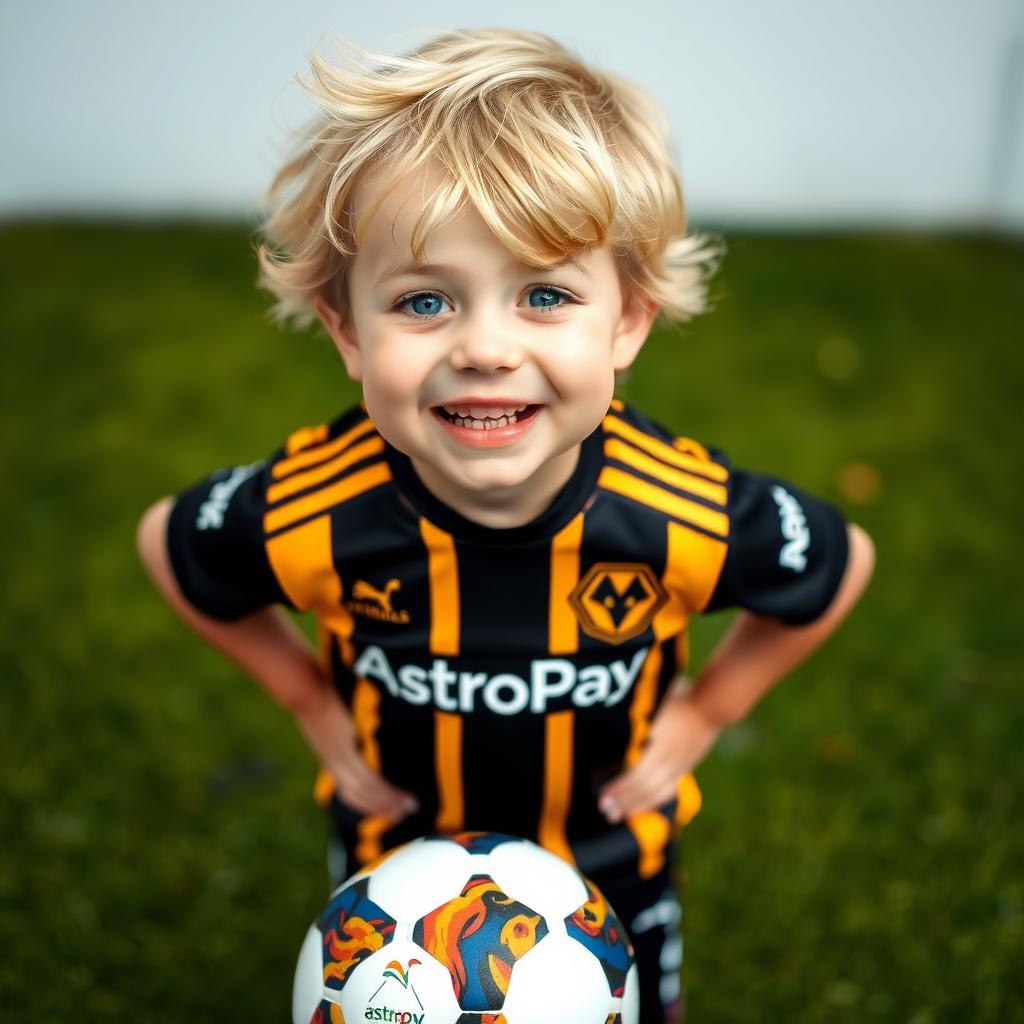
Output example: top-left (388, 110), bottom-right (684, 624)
top-left (292, 832), bottom-right (639, 1024)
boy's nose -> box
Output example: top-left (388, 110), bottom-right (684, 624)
top-left (449, 326), bottom-right (524, 373)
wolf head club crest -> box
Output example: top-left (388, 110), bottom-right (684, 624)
top-left (569, 563), bottom-right (666, 644)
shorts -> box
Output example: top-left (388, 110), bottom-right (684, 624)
top-left (326, 837), bottom-right (684, 1024)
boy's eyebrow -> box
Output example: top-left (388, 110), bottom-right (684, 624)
top-left (375, 255), bottom-right (590, 286)
top-left (375, 261), bottom-right (455, 286)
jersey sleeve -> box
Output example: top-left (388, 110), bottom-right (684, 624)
top-left (165, 456), bottom-right (293, 621)
top-left (704, 465), bottom-right (850, 625)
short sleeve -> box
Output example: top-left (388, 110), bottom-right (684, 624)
top-left (166, 457), bottom-right (293, 620)
top-left (704, 467), bottom-right (849, 625)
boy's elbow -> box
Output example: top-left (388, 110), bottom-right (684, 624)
top-left (136, 496), bottom-right (174, 570)
top-left (843, 522), bottom-right (875, 602)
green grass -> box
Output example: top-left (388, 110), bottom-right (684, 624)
top-left (1, 223), bottom-right (1021, 1021)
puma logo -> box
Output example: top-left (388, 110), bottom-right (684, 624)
top-left (347, 578), bottom-right (410, 624)
top-left (353, 578), bottom-right (401, 613)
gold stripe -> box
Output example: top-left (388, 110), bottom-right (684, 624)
top-left (353, 677), bottom-right (388, 865)
top-left (539, 710), bottom-right (575, 864)
top-left (273, 416), bottom-right (376, 479)
top-left (674, 435), bottom-right (711, 461)
top-left (314, 599), bottom-right (334, 790)
top-left (624, 520), bottom-right (712, 873)
top-left (434, 711), bottom-right (464, 833)
top-left (285, 422), bottom-right (329, 456)
top-left (610, 398), bottom-right (625, 411)
top-left (602, 415), bottom-right (728, 482)
top-left (624, 642), bottom-right (663, 769)
top-left (267, 435), bottom-right (386, 504)
top-left (355, 816), bottom-right (391, 869)
top-left (265, 515), bottom-right (356, 667)
top-left (627, 811), bottom-right (673, 879)
top-left (549, 513), bottom-right (584, 654)
top-left (313, 768), bottom-right (335, 807)
top-left (676, 774), bottom-right (702, 826)
top-left (264, 461), bottom-right (391, 534)
top-left (605, 437), bottom-right (729, 506)
top-left (266, 518), bottom-right (357, 810)
top-left (665, 519), bottom-right (729, 613)
top-left (419, 519), bottom-right (460, 656)
top-left (599, 466), bottom-right (729, 538)
top-left (265, 515), bottom-right (338, 612)
top-left (659, 522), bottom-right (704, 833)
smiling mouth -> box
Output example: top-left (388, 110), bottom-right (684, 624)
top-left (432, 404), bottom-right (542, 430)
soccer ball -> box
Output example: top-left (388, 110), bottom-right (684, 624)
top-left (292, 831), bottom-right (639, 1024)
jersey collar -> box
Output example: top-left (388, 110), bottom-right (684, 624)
top-left (384, 424), bottom-right (604, 545)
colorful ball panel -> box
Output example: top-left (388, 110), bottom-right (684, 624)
top-left (414, 874), bottom-right (549, 1011)
top-left (563, 879), bottom-right (633, 997)
top-left (318, 876), bottom-right (397, 993)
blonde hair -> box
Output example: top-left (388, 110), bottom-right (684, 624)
top-left (257, 29), bottom-right (719, 328)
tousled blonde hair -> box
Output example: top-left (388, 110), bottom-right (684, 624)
top-left (257, 29), bottom-right (718, 328)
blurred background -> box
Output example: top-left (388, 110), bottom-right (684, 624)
top-left (3, 0), bottom-right (1023, 226)
top-left (2, 1), bottom-right (1022, 1021)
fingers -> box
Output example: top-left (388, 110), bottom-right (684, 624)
top-left (331, 756), bottom-right (419, 821)
top-left (598, 693), bottom-right (723, 822)
top-left (599, 757), bottom-right (681, 823)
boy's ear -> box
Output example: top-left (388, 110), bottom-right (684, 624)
top-left (314, 296), bottom-right (363, 381)
top-left (611, 293), bottom-right (657, 371)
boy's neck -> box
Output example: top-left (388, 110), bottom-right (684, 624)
top-left (409, 445), bottom-right (581, 530)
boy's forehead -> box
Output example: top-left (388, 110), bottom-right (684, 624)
top-left (350, 163), bottom-right (604, 281)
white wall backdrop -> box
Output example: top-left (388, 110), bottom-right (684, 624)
top-left (1, 0), bottom-right (1021, 227)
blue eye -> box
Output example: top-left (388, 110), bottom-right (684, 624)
top-left (399, 292), bottom-right (449, 318)
top-left (528, 287), bottom-right (566, 309)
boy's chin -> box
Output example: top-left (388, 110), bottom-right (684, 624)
top-left (439, 456), bottom-right (540, 493)
top-left (414, 448), bottom-right (544, 493)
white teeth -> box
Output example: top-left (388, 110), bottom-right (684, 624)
top-left (446, 412), bottom-right (519, 429)
top-left (439, 402), bottom-right (532, 428)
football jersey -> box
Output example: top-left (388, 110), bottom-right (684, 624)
top-left (166, 400), bottom-right (848, 879)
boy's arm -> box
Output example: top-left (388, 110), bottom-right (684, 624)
top-left (136, 497), bottom-right (418, 821)
top-left (598, 522), bottom-right (875, 822)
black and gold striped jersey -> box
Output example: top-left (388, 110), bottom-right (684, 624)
top-left (167, 401), bottom-right (848, 879)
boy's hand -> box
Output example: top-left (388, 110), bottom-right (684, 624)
top-left (294, 683), bottom-right (419, 822)
top-left (598, 682), bottom-right (721, 824)
top-left (597, 524), bottom-right (875, 825)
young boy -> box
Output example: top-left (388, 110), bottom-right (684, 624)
top-left (137, 29), bottom-right (873, 1022)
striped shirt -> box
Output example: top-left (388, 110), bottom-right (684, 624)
top-left (167, 401), bottom-right (848, 878)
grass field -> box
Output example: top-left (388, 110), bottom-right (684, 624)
top-left (1, 223), bottom-right (1022, 1022)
